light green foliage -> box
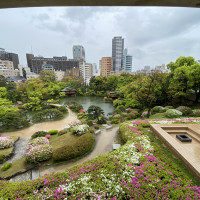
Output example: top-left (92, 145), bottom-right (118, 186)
top-left (24, 96), bottom-right (43, 111)
top-left (0, 87), bottom-right (7, 98)
top-left (165, 109), bottom-right (182, 118)
top-left (59, 92), bottom-right (65, 97)
top-left (39, 70), bottom-right (57, 83)
top-left (1, 163), bottom-right (12, 171)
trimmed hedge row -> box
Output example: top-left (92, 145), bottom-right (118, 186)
top-left (53, 133), bottom-right (95, 162)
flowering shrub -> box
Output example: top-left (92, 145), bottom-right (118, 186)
top-left (72, 124), bottom-right (88, 135)
top-left (26, 137), bottom-right (49, 151)
top-left (127, 110), bottom-right (139, 119)
top-left (194, 110), bottom-right (200, 117)
top-left (45, 135), bottom-right (51, 139)
top-left (176, 106), bottom-right (193, 116)
top-left (141, 111), bottom-right (151, 118)
top-left (0, 136), bottom-right (14, 149)
top-left (26, 145), bottom-right (53, 163)
top-left (165, 109), bottom-right (182, 118)
top-left (152, 106), bottom-right (166, 113)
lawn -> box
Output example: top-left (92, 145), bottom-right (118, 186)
top-left (49, 132), bottom-right (78, 151)
top-left (0, 157), bottom-right (27, 178)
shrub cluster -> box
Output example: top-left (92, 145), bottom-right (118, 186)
top-left (72, 124), bottom-right (88, 136)
top-left (53, 133), bottom-right (95, 162)
top-left (194, 110), bottom-right (200, 117)
top-left (0, 136), bottom-right (14, 149)
top-left (176, 106), bottom-right (193, 116)
top-left (1, 162), bottom-right (12, 171)
top-left (58, 129), bottom-right (68, 136)
top-left (26, 137), bottom-right (53, 163)
top-left (48, 129), bottom-right (58, 135)
top-left (31, 131), bottom-right (47, 139)
top-left (0, 154), bottom-right (5, 164)
top-left (165, 109), bottom-right (182, 118)
top-left (152, 106), bottom-right (166, 113)
top-left (69, 101), bottom-right (83, 112)
top-left (127, 110), bottom-right (139, 120)
top-left (57, 106), bottom-right (68, 114)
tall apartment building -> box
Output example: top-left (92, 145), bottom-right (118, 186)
top-left (0, 48), bottom-right (19, 70)
top-left (79, 61), bottom-right (93, 85)
top-left (73, 45), bottom-right (85, 61)
top-left (100, 57), bottom-right (113, 77)
top-left (26, 54), bottom-right (79, 75)
top-left (112, 36), bottom-right (124, 72)
top-left (122, 48), bottom-right (132, 73)
top-left (0, 60), bottom-right (19, 77)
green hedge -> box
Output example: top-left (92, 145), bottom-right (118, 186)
top-left (53, 133), bottom-right (95, 162)
top-left (1, 163), bottom-right (12, 171)
top-left (31, 131), bottom-right (47, 139)
top-left (48, 129), bottom-right (58, 135)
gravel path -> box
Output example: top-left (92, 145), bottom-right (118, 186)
top-left (5, 138), bottom-right (30, 163)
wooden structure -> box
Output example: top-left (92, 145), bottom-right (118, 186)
top-left (61, 87), bottom-right (76, 96)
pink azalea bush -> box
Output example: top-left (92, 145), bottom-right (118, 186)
top-left (0, 136), bottom-right (14, 149)
top-left (26, 137), bottom-right (49, 151)
top-left (26, 145), bottom-right (53, 163)
top-left (45, 135), bottom-right (51, 140)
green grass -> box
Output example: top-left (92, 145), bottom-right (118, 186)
top-left (50, 132), bottom-right (78, 151)
top-left (0, 157), bottom-right (27, 178)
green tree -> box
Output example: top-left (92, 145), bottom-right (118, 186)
top-left (0, 87), bottom-right (7, 98)
top-left (0, 75), bottom-right (6, 87)
top-left (39, 70), bottom-right (57, 83)
top-left (87, 105), bottom-right (104, 123)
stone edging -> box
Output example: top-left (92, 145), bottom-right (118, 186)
top-left (0, 164), bottom-right (36, 180)
top-left (3, 137), bottom-right (20, 163)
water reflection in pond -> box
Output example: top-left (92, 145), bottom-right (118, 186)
top-left (59, 96), bottom-right (114, 116)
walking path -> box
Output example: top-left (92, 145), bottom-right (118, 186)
top-left (3, 109), bottom-right (80, 138)
top-left (5, 138), bottom-right (30, 163)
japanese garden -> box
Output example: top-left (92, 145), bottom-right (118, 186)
top-left (0, 56), bottom-right (200, 199)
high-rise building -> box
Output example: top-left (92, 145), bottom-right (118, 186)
top-left (100, 57), bottom-right (113, 77)
top-left (122, 48), bottom-right (132, 72)
top-left (26, 54), bottom-right (79, 75)
top-left (79, 61), bottom-right (93, 85)
top-left (112, 36), bottom-right (124, 72)
top-left (0, 48), bottom-right (19, 70)
top-left (73, 45), bottom-right (85, 61)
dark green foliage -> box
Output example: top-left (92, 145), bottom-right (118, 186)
top-left (97, 117), bottom-right (107, 124)
top-left (58, 129), bottom-right (68, 136)
top-left (87, 121), bottom-right (93, 126)
top-left (176, 106), bottom-right (193, 116)
top-left (0, 154), bottom-right (5, 164)
top-left (53, 133), bottom-right (95, 162)
top-left (69, 101), bottom-right (83, 112)
top-left (32, 108), bottom-right (64, 122)
top-left (48, 129), bottom-right (58, 135)
top-left (87, 105), bottom-right (104, 123)
top-left (31, 131), bottom-right (47, 139)
top-left (1, 163), bottom-right (12, 171)
top-left (57, 106), bottom-right (68, 114)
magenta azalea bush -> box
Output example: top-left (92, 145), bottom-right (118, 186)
top-left (0, 136), bottom-right (14, 149)
top-left (26, 144), bottom-right (53, 163)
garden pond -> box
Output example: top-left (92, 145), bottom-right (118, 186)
top-left (59, 96), bottom-right (114, 116)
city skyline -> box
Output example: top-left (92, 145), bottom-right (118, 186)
top-left (0, 7), bottom-right (200, 70)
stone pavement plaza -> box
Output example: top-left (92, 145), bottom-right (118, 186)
top-left (150, 124), bottom-right (200, 180)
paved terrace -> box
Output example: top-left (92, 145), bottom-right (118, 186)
top-left (0, 0), bottom-right (200, 9)
top-left (151, 124), bottom-right (200, 180)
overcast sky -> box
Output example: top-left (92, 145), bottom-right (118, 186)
top-left (0, 6), bottom-right (200, 70)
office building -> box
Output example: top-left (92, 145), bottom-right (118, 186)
top-left (26, 54), bottom-right (79, 75)
top-left (0, 60), bottom-right (19, 77)
top-left (100, 57), bottom-right (113, 77)
top-left (73, 45), bottom-right (85, 61)
top-left (122, 48), bottom-right (132, 72)
top-left (112, 36), bottom-right (124, 72)
top-left (0, 48), bottom-right (19, 70)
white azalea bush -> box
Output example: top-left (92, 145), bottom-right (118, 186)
top-left (72, 124), bottom-right (88, 136)
top-left (165, 109), bottom-right (182, 118)
top-left (0, 136), bottom-right (14, 149)
top-left (26, 145), bottom-right (53, 163)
